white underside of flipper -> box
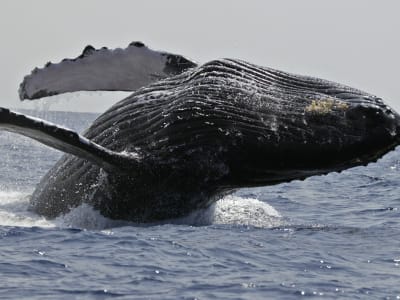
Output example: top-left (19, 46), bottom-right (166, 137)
top-left (19, 42), bottom-right (197, 100)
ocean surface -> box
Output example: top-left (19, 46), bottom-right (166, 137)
top-left (0, 110), bottom-right (399, 299)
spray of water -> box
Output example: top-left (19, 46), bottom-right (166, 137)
top-left (0, 192), bottom-right (282, 230)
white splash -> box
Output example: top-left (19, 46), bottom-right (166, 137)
top-left (54, 203), bottom-right (128, 229)
top-left (174, 195), bottom-right (282, 228)
top-left (0, 191), bottom-right (53, 228)
top-left (0, 191), bottom-right (282, 230)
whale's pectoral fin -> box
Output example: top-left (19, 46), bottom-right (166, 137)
top-left (0, 108), bottom-right (141, 173)
top-left (19, 41), bottom-right (197, 100)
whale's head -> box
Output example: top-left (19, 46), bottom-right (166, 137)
top-left (311, 95), bottom-right (399, 152)
top-left (303, 94), bottom-right (400, 150)
top-left (342, 96), bottom-right (400, 148)
top-left (191, 60), bottom-right (400, 187)
top-left (234, 88), bottom-right (400, 186)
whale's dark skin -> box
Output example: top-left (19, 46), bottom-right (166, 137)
top-left (1, 42), bottom-right (399, 222)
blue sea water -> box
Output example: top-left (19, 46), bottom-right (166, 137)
top-left (0, 110), bottom-right (399, 299)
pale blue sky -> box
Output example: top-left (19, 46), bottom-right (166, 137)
top-left (1, 0), bottom-right (399, 112)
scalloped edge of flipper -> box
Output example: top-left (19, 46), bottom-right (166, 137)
top-left (19, 41), bottom-right (197, 100)
top-left (0, 107), bottom-right (141, 173)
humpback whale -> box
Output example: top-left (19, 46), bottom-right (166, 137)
top-left (1, 42), bottom-right (399, 222)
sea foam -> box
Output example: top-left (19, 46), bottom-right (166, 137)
top-left (0, 191), bottom-right (282, 230)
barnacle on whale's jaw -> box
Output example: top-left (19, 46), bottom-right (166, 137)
top-left (305, 99), bottom-right (349, 114)
top-left (345, 97), bottom-right (400, 144)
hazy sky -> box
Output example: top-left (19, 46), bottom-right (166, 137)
top-left (1, 0), bottom-right (399, 112)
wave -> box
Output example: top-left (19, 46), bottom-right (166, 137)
top-left (0, 191), bottom-right (282, 230)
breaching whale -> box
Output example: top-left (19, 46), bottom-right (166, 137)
top-left (1, 42), bottom-right (399, 222)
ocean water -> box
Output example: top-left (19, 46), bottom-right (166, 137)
top-left (0, 110), bottom-right (399, 299)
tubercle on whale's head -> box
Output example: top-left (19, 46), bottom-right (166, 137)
top-left (344, 97), bottom-right (400, 144)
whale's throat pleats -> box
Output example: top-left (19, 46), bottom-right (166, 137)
top-left (83, 58), bottom-right (397, 186)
